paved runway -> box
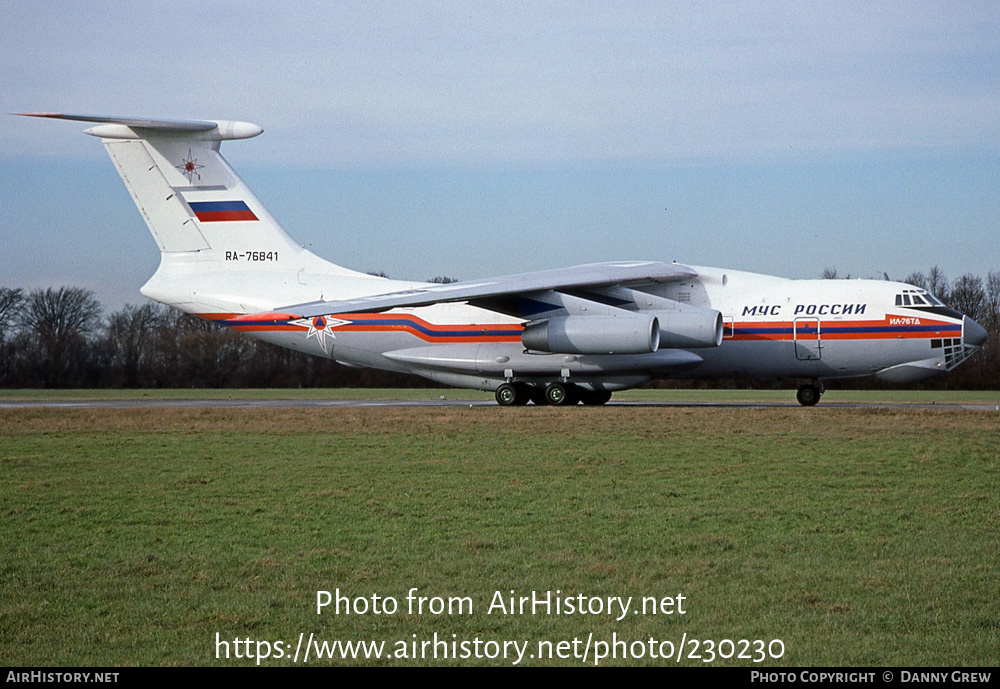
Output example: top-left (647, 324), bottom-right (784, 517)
top-left (2, 397), bottom-right (997, 411)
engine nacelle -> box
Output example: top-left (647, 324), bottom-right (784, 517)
top-left (521, 314), bottom-right (660, 355)
top-left (654, 309), bottom-right (724, 348)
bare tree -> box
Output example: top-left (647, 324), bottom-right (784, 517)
top-left (16, 287), bottom-right (103, 386)
top-left (820, 267), bottom-right (838, 279)
top-left (427, 276), bottom-right (459, 284)
top-left (949, 274), bottom-right (986, 323)
top-left (0, 287), bottom-right (24, 336)
top-left (903, 271), bottom-right (928, 290)
top-left (0, 287), bottom-right (25, 383)
top-left (928, 265), bottom-right (949, 301)
top-left (104, 302), bottom-right (164, 386)
top-left (985, 271), bottom-right (1000, 331)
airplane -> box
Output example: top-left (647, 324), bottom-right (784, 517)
top-left (21, 113), bottom-right (989, 406)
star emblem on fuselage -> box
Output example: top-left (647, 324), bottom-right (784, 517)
top-left (290, 315), bottom-right (349, 353)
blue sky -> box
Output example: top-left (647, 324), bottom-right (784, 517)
top-left (2, 1), bottom-right (998, 310)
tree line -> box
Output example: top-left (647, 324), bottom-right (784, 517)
top-left (1, 266), bottom-right (997, 389)
top-left (0, 287), bottom-right (427, 389)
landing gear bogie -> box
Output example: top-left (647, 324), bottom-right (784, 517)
top-left (496, 382), bottom-right (612, 406)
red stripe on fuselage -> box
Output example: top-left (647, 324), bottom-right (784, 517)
top-left (201, 312), bottom-right (524, 343)
top-left (728, 316), bottom-right (961, 342)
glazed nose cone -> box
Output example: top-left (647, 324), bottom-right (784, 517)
top-left (964, 317), bottom-right (988, 347)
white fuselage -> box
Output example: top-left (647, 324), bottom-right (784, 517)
top-left (190, 264), bottom-right (974, 392)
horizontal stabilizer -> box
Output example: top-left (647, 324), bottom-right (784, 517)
top-left (16, 113), bottom-right (262, 140)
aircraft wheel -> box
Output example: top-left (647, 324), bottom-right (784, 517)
top-left (495, 383), bottom-right (519, 406)
top-left (528, 386), bottom-right (547, 405)
top-left (796, 384), bottom-right (822, 407)
top-left (565, 385), bottom-right (582, 405)
top-left (512, 382), bottom-right (532, 405)
top-left (579, 389), bottom-right (613, 406)
top-left (545, 382), bottom-right (573, 406)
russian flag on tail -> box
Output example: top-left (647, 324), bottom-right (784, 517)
top-left (189, 200), bottom-right (258, 222)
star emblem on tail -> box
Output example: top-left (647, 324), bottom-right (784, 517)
top-left (176, 148), bottom-right (204, 182)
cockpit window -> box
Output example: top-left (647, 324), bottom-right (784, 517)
top-left (896, 288), bottom-right (942, 308)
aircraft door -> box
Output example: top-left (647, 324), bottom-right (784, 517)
top-left (794, 317), bottom-right (822, 360)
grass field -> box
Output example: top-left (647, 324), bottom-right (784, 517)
top-left (1, 394), bottom-right (997, 666)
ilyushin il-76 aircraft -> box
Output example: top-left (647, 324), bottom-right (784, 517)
top-left (24, 113), bottom-right (988, 406)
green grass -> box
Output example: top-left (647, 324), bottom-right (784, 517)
top-left (1, 406), bottom-right (997, 666)
top-left (0, 387), bottom-right (490, 401)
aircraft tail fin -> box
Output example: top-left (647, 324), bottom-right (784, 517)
top-left (19, 113), bottom-right (364, 314)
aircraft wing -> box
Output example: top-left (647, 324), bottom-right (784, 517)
top-left (284, 261), bottom-right (697, 317)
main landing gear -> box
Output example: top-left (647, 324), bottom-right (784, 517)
top-left (796, 381), bottom-right (824, 407)
top-left (495, 382), bottom-right (531, 406)
top-left (494, 382), bottom-right (612, 406)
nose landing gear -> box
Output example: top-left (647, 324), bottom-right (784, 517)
top-left (796, 381), bottom-right (824, 406)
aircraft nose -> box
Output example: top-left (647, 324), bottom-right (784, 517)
top-left (964, 316), bottom-right (989, 347)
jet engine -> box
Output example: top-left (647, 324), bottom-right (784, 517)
top-left (654, 309), bottom-right (724, 348)
top-left (521, 314), bottom-right (660, 355)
